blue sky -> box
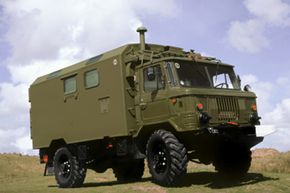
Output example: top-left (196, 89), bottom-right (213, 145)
top-left (0, 0), bottom-right (290, 154)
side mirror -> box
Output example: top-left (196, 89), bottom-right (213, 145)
top-left (237, 75), bottom-right (241, 88)
top-left (126, 76), bottom-right (135, 88)
top-left (244, 84), bottom-right (251, 92)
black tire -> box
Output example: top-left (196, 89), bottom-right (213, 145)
top-left (53, 147), bottom-right (86, 188)
top-left (113, 159), bottom-right (144, 181)
top-left (213, 143), bottom-right (252, 177)
top-left (146, 130), bottom-right (188, 186)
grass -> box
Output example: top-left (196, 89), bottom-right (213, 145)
top-left (250, 149), bottom-right (290, 173)
top-left (0, 149), bottom-right (290, 193)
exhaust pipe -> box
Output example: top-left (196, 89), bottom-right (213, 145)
top-left (136, 26), bottom-right (147, 51)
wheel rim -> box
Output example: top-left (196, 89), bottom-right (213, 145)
top-left (151, 142), bottom-right (168, 174)
top-left (58, 155), bottom-right (71, 179)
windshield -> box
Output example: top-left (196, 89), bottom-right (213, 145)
top-left (171, 61), bottom-right (240, 89)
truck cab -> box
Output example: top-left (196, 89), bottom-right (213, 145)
top-left (137, 58), bottom-right (260, 128)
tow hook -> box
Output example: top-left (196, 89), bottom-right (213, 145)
top-left (207, 127), bottom-right (219, 134)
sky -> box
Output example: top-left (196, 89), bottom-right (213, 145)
top-left (0, 0), bottom-right (290, 154)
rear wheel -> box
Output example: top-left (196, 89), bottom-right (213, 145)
top-left (53, 147), bottom-right (86, 188)
top-left (113, 159), bottom-right (144, 181)
top-left (146, 130), bottom-right (188, 186)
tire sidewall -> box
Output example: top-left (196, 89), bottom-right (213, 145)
top-left (146, 132), bottom-right (172, 182)
top-left (53, 147), bottom-right (74, 187)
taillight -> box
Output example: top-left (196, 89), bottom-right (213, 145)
top-left (43, 154), bottom-right (48, 163)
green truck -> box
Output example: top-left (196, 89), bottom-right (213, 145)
top-left (29, 27), bottom-right (263, 187)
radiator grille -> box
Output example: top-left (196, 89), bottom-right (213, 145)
top-left (216, 97), bottom-right (239, 121)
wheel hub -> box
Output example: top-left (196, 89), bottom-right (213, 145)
top-left (58, 159), bottom-right (71, 178)
top-left (152, 145), bottom-right (167, 174)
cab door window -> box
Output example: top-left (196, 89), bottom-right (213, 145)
top-left (143, 65), bottom-right (165, 92)
top-left (166, 62), bottom-right (178, 86)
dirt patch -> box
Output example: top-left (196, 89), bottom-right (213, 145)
top-left (93, 177), bottom-right (109, 182)
top-left (131, 185), bottom-right (167, 193)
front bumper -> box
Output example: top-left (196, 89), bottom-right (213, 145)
top-left (179, 125), bottom-right (264, 151)
top-left (205, 126), bottom-right (264, 148)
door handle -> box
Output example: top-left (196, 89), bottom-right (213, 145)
top-left (139, 102), bottom-right (147, 110)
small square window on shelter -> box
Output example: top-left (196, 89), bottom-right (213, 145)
top-left (85, 69), bottom-right (99, 88)
top-left (64, 76), bottom-right (77, 94)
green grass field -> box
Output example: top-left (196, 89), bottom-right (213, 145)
top-left (0, 149), bottom-right (290, 193)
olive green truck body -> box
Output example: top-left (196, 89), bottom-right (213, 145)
top-left (29, 28), bottom-right (263, 187)
top-left (30, 45), bottom-right (137, 148)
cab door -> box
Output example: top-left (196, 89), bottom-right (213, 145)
top-left (139, 64), bottom-right (170, 124)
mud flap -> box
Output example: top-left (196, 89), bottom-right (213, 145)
top-left (44, 163), bottom-right (54, 176)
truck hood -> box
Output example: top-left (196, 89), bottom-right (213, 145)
top-left (167, 87), bottom-right (257, 126)
top-left (167, 87), bottom-right (256, 99)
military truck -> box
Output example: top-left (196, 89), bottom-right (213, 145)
top-left (29, 27), bottom-right (263, 187)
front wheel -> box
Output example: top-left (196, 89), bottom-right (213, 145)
top-left (53, 147), bottom-right (86, 188)
top-left (146, 130), bottom-right (188, 186)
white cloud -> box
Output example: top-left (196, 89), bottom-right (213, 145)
top-left (0, 127), bottom-right (26, 151)
top-left (227, 0), bottom-right (290, 53)
top-left (1, 0), bottom-right (179, 66)
top-left (7, 46), bottom-right (82, 85)
top-left (0, 83), bottom-right (28, 116)
top-left (245, 0), bottom-right (290, 26)
top-left (276, 77), bottom-right (289, 85)
top-left (2, 0), bottom-right (138, 64)
top-left (228, 20), bottom-right (269, 53)
top-left (264, 98), bottom-right (290, 127)
top-left (128, 0), bottom-right (180, 18)
top-left (0, 0), bottom-right (179, 154)
top-left (14, 134), bottom-right (38, 155)
top-left (241, 74), bottom-right (258, 84)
